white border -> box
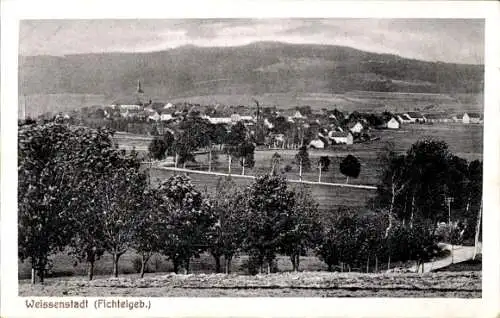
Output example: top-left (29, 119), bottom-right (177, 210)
top-left (2, 1), bottom-right (500, 317)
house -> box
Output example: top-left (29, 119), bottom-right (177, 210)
top-left (349, 122), bottom-right (364, 134)
top-left (462, 112), bottom-right (482, 124)
top-left (404, 112), bottom-right (426, 123)
top-left (160, 113), bottom-right (174, 122)
top-left (264, 118), bottom-right (275, 129)
top-left (396, 113), bottom-right (412, 124)
top-left (425, 113), bottom-right (451, 123)
top-left (328, 131), bottom-right (353, 145)
top-left (387, 117), bottom-right (400, 129)
top-left (293, 111), bottom-right (306, 119)
top-left (111, 100), bottom-right (143, 110)
top-left (148, 112), bottom-right (160, 122)
top-left (164, 102), bottom-right (174, 109)
top-left (205, 116), bottom-right (232, 125)
top-left (309, 139), bottom-right (325, 149)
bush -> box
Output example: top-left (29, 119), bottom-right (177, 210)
top-left (284, 164), bottom-right (293, 172)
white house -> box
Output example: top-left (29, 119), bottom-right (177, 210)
top-left (160, 113), bottom-right (173, 121)
top-left (396, 114), bottom-right (412, 124)
top-left (164, 102), bottom-right (174, 109)
top-left (404, 112), bottom-right (426, 123)
top-left (264, 118), bottom-right (275, 129)
top-left (309, 139), bottom-right (325, 149)
top-left (387, 117), bottom-right (400, 129)
top-left (112, 100), bottom-right (143, 110)
top-left (148, 112), bottom-right (160, 122)
top-left (206, 116), bottom-right (232, 125)
top-left (328, 131), bottom-right (353, 145)
top-left (292, 111), bottom-right (306, 119)
top-left (463, 113), bottom-right (482, 124)
top-left (349, 122), bottom-right (364, 134)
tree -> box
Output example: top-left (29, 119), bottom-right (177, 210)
top-left (270, 152), bottom-right (281, 175)
top-left (95, 152), bottom-right (148, 278)
top-left (340, 154), bottom-right (361, 184)
top-left (225, 122), bottom-right (248, 175)
top-left (208, 178), bottom-right (246, 273)
top-left (157, 175), bottom-right (216, 273)
top-left (242, 175), bottom-right (295, 274)
top-left (172, 131), bottom-right (197, 168)
top-left (18, 122), bottom-right (92, 283)
top-left (237, 141), bottom-right (255, 176)
top-left (295, 146), bottom-right (311, 180)
top-left (279, 185), bottom-right (321, 271)
top-left (315, 209), bottom-right (360, 271)
top-left (318, 156), bottom-right (330, 182)
top-left (131, 188), bottom-right (165, 278)
top-left (148, 137), bottom-right (168, 160)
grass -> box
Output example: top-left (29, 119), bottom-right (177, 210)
top-left (20, 93), bottom-right (109, 118)
top-left (19, 271), bottom-right (481, 297)
top-left (169, 92), bottom-right (483, 113)
top-left (116, 122), bottom-right (482, 211)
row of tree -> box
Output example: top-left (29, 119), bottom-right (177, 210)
top-left (18, 121), bottom-right (481, 284)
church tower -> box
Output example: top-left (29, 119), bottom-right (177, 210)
top-left (136, 79), bottom-right (144, 105)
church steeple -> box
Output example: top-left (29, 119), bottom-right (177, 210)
top-left (137, 80), bottom-right (144, 94)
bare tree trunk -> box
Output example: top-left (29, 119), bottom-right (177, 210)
top-left (473, 201), bottom-right (482, 260)
top-left (112, 253), bottom-right (121, 278)
top-left (375, 256), bottom-right (378, 273)
top-left (290, 255), bottom-right (296, 271)
top-left (410, 192), bottom-right (416, 228)
top-left (140, 253), bottom-right (151, 278)
top-left (88, 260), bottom-right (95, 281)
top-left (174, 153), bottom-right (178, 168)
top-left (224, 256), bottom-right (232, 274)
top-left (214, 255), bottom-right (221, 273)
top-left (185, 258), bottom-right (191, 274)
top-left (38, 268), bottom-right (45, 284)
top-left (299, 161), bottom-right (303, 180)
top-left (242, 158), bottom-right (245, 176)
top-left (318, 164), bottom-right (322, 182)
top-left (208, 146), bottom-right (212, 172)
top-left (366, 257), bottom-right (370, 273)
top-left (346, 176), bottom-right (349, 184)
top-left (228, 155), bottom-right (232, 175)
top-left (387, 256), bottom-right (391, 271)
top-left (31, 267), bottom-right (36, 285)
top-left (296, 254), bottom-right (300, 271)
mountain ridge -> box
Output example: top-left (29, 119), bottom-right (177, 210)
top-left (19, 41), bottom-right (484, 99)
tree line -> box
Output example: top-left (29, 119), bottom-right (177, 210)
top-left (18, 121), bottom-right (482, 283)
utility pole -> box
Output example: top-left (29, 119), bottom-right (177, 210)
top-left (473, 200), bottom-right (482, 260)
top-left (445, 196), bottom-right (453, 225)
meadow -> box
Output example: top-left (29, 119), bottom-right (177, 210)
top-left (19, 271), bottom-right (481, 297)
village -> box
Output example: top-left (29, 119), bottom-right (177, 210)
top-left (50, 81), bottom-right (483, 151)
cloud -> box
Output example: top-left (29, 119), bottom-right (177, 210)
top-left (19, 19), bottom-right (484, 64)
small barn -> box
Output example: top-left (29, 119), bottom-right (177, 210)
top-left (463, 113), bottom-right (482, 124)
top-left (309, 139), bottom-right (325, 149)
top-left (349, 122), bottom-right (364, 134)
top-left (328, 131), bottom-right (354, 145)
top-left (387, 117), bottom-right (400, 129)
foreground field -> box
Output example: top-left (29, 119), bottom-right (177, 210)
top-left (19, 271), bottom-right (481, 298)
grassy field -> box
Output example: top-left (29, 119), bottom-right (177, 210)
top-left (18, 251), bottom-right (330, 281)
top-left (170, 92), bottom-right (483, 113)
top-left (19, 93), bottom-right (109, 118)
top-left (19, 271), bottom-right (481, 297)
top-left (114, 122), bottom-right (482, 211)
top-left (149, 168), bottom-right (377, 211)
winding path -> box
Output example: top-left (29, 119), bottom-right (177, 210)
top-left (410, 243), bottom-right (482, 273)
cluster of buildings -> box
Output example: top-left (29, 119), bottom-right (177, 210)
top-left (395, 112), bottom-right (483, 124)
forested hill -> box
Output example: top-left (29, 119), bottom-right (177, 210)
top-left (19, 41), bottom-right (483, 98)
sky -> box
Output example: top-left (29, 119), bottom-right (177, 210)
top-left (19, 19), bottom-right (484, 64)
